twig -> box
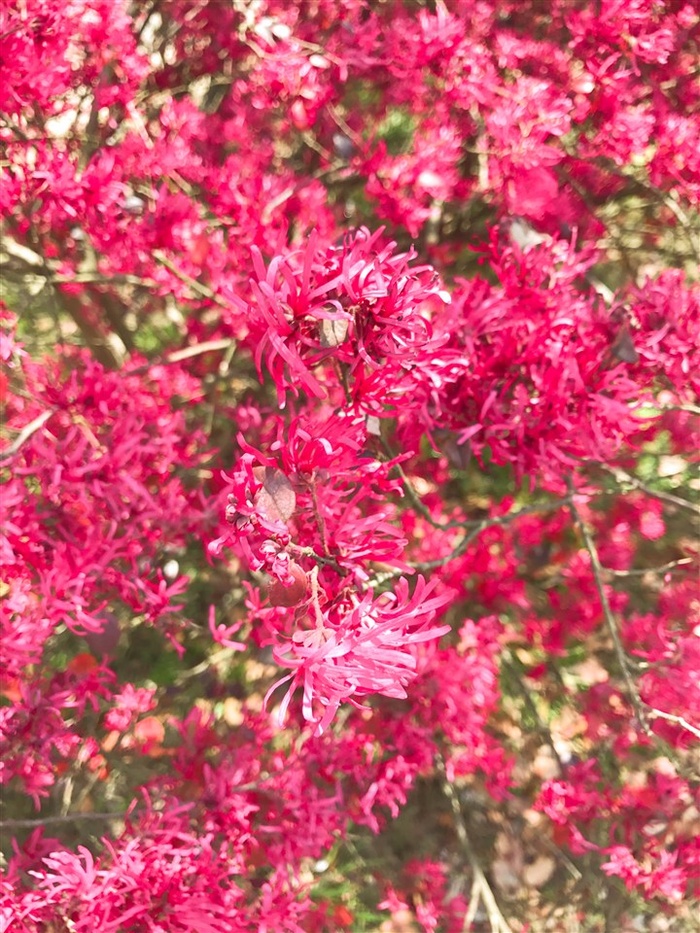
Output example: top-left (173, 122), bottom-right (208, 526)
top-left (368, 497), bottom-right (572, 585)
top-left (602, 557), bottom-right (694, 578)
top-left (125, 339), bottom-right (236, 377)
top-left (389, 439), bottom-right (574, 538)
top-left (0, 410), bottom-right (54, 461)
top-left (154, 340), bottom-right (235, 365)
top-left (415, 522), bottom-right (493, 572)
top-left (414, 497), bottom-right (572, 572)
top-left (542, 837), bottom-right (582, 882)
top-left (174, 646), bottom-right (237, 684)
top-left (0, 772), bottom-right (298, 832)
top-left (436, 754), bottom-right (513, 933)
top-left (204, 338), bottom-right (238, 436)
top-left (287, 543), bottom-right (347, 575)
top-left (325, 102), bottom-right (364, 149)
top-left (567, 485), bottom-right (650, 733)
top-left (469, 106), bottom-right (489, 193)
top-left (52, 271), bottom-right (158, 288)
top-left (502, 653), bottom-right (566, 774)
top-left (646, 708), bottom-right (700, 742)
top-left (562, 145), bottom-right (700, 261)
top-left (389, 458), bottom-right (465, 531)
top-left (0, 811), bottom-right (127, 829)
top-left (465, 498), bottom-right (573, 530)
top-left (463, 874), bottom-right (482, 932)
top-left (598, 463), bottom-right (699, 515)
top-left (2, 235), bottom-right (129, 368)
top-left (661, 404), bottom-right (700, 416)
top-left (152, 249), bottom-right (231, 308)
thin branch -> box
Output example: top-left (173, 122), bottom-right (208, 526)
top-left (389, 457), bottom-right (465, 531)
top-left (542, 837), bottom-right (583, 882)
top-left (2, 235), bottom-right (130, 367)
top-left (125, 339), bottom-right (236, 376)
top-left (562, 145), bottom-right (700, 261)
top-left (203, 338), bottom-right (238, 436)
top-left (52, 271), bottom-right (158, 288)
top-left (0, 410), bottom-right (55, 461)
top-left (325, 102), bottom-right (364, 149)
top-left (463, 875), bottom-right (482, 932)
top-left (0, 769), bottom-right (303, 834)
top-left (415, 522), bottom-right (492, 572)
top-left (58, 288), bottom-right (128, 368)
top-left (646, 708), bottom-right (700, 742)
top-left (0, 811), bottom-right (127, 829)
top-left (387, 436), bottom-right (574, 538)
top-left (152, 249), bottom-right (231, 308)
top-left (567, 486), bottom-right (650, 733)
top-left (166, 339), bottom-right (234, 363)
top-left (287, 542), bottom-right (347, 575)
top-left (2, 237), bottom-right (202, 300)
top-left (602, 557), bottom-right (694, 578)
top-left (599, 463), bottom-right (700, 516)
top-left (367, 497), bottom-right (572, 586)
top-left (174, 646), bottom-right (238, 684)
top-left (661, 404), bottom-right (700, 417)
top-left (414, 497), bottom-right (572, 572)
top-left (502, 653), bottom-right (566, 774)
top-left (164, 171), bottom-right (240, 230)
top-left (464, 498), bottom-right (573, 530)
top-left (436, 754), bottom-right (513, 933)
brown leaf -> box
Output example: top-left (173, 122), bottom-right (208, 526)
top-left (319, 316), bottom-right (349, 348)
top-left (253, 467), bottom-right (296, 522)
top-left (611, 324), bottom-right (639, 364)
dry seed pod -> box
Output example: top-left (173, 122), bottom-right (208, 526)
top-left (268, 562), bottom-right (308, 607)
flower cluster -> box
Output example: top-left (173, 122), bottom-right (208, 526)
top-left (2, 0), bottom-right (699, 929)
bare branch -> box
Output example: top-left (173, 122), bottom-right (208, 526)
top-left (502, 652), bottom-right (566, 774)
top-left (414, 497), bottom-right (572, 572)
top-left (0, 811), bottom-right (127, 829)
top-left (152, 249), bottom-right (231, 308)
top-left (568, 486), bottom-right (650, 732)
top-left (1, 235), bottom-right (128, 367)
top-left (599, 463), bottom-right (700, 516)
top-left (125, 339), bottom-right (236, 376)
top-left (603, 557), bottom-right (695, 578)
top-left (0, 410), bottom-right (55, 462)
top-left (436, 754), bottom-right (513, 933)
top-left (661, 404), bottom-right (700, 417)
top-left (646, 708), bottom-right (700, 742)
top-left (0, 772), bottom-right (298, 832)
top-left (52, 271), bottom-right (158, 288)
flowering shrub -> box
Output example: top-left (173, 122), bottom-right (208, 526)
top-left (1, 1), bottom-right (699, 930)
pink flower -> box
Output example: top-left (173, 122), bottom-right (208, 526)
top-left (245, 227), bottom-right (450, 407)
top-left (267, 576), bottom-right (453, 734)
top-left (104, 685), bottom-right (157, 733)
